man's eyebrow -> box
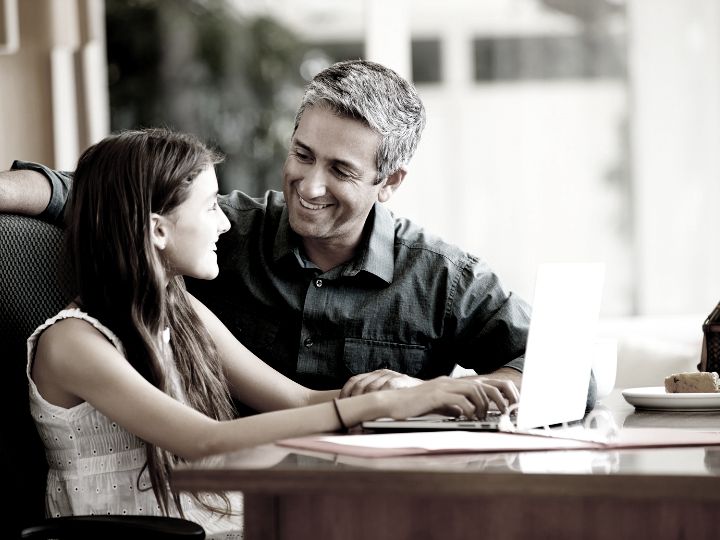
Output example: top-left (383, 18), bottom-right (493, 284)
top-left (292, 139), bottom-right (313, 153)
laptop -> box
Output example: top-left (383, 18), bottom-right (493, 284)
top-left (362, 262), bottom-right (605, 432)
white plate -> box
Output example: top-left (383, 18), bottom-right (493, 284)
top-left (622, 386), bottom-right (720, 411)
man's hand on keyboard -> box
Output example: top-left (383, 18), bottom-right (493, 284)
top-left (340, 369), bottom-right (422, 398)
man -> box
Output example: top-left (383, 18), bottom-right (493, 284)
top-left (2, 60), bottom-right (535, 404)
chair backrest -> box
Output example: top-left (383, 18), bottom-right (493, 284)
top-left (0, 213), bottom-right (74, 538)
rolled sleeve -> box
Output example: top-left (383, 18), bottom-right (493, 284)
top-left (11, 160), bottom-right (73, 226)
top-left (502, 355), bottom-right (525, 373)
top-left (448, 258), bottom-right (531, 374)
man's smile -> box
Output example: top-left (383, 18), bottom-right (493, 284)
top-left (298, 193), bottom-right (332, 210)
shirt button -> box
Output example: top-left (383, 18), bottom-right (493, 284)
top-left (315, 279), bottom-right (323, 288)
top-left (304, 338), bottom-right (313, 348)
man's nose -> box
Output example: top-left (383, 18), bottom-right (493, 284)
top-left (298, 166), bottom-right (327, 199)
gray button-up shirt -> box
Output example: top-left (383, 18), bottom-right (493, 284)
top-left (188, 190), bottom-right (530, 390)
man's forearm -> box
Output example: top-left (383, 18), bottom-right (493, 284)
top-left (0, 169), bottom-right (52, 215)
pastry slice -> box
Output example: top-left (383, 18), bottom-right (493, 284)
top-left (664, 372), bottom-right (720, 393)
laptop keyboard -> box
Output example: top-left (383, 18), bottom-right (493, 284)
top-left (441, 410), bottom-right (517, 429)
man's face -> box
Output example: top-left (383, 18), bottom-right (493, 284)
top-left (282, 106), bottom-right (392, 255)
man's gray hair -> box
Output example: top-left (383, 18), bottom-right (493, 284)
top-left (293, 60), bottom-right (426, 183)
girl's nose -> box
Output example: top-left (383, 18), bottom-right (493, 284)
top-left (217, 207), bottom-right (231, 234)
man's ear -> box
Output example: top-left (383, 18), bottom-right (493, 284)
top-left (150, 213), bottom-right (169, 250)
top-left (377, 168), bottom-right (407, 203)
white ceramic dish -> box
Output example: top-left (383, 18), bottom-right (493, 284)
top-left (622, 386), bottom-right (720, 411)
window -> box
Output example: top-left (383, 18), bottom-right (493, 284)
top-left (473, 34), bottom-right (625, 82)
top-left (411, 39), bottom-right (441, 83)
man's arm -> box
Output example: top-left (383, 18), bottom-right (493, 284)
top-left (448, 260), bottom-right (531, 376)
top-left (0, 168), bottom-right (51, 215)
top-left (446, 264), bottom-right (597, 411)
top-left (0, 161), bottom-right (73, 224)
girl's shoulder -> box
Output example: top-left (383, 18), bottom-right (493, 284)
top-left (28, 309), bottom-right (126, 410)
top-left (30, 307), bottom-right (125, 360)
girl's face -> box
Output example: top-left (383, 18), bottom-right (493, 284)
top-left (160, 167), bottom-right (230, 280)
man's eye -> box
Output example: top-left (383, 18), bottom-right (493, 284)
top-left (333, 168), bottom-right (352, 180)
top-left (293, 150), bottom-right (312, 162)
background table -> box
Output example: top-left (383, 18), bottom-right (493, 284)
top-left (172, 390), bottom-right (720, 539)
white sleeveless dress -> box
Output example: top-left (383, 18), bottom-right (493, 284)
top-left (26, 308), bottom-right (243, 539)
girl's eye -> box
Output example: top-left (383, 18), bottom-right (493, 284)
top-left (210, 201), bottom-right (219, 211)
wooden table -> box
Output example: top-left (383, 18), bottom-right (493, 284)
top-left (172, 390), bottom-right (720, 539)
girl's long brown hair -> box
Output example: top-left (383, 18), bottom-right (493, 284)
top-left (65, 128), bottom-right (236, 516)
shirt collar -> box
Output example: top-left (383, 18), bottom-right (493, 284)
top-left (343, 203), bottom-right (395, 284)
top-left (272, 206), bottom-right (302, 263)
top-left (272, 203), bottom-right (395, 284)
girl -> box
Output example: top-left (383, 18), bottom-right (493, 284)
top-left (27, 129), bottom-right (515, 538)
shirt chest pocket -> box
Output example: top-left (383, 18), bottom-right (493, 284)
top-left (343, 337), bottom-right (428, 377)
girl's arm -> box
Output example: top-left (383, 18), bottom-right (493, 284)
top-left (33, 317), bottom-right (495, 461)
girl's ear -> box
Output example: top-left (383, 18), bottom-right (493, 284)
top-left (150, 213), bottom-right (169, 250)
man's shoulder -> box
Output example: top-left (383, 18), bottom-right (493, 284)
top-left (219, 189), bottom-right (286, 224)
top-left (392, 215), bottom-right (477, 269)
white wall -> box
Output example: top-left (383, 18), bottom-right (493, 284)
top-left (628, 0), bottom-right (720, 315)
top-left (391, 82), bottom-right (630, 314)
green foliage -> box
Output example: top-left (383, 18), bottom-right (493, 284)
top-left (106, 0), bottom-right (308, 194)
